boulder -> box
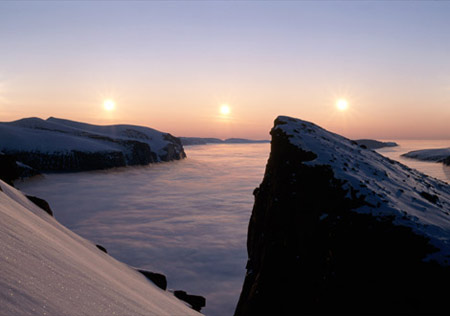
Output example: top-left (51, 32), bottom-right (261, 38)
top-left (136, 269), bottom-right (167, 291)
top-left (173, 290), bottom-right (206, 312)
top-left (26, 195), bottom-right (53, 217)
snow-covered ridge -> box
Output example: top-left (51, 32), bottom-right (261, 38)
top-left (402, 147), bottom-right (450, 165)
top-left (0, 179), bottom-right (201, 316)
top-left (235, 116), bottom-right (450, 315)
top-left (0, 117), bottom-right (185, 172)
top-left (275, 116), bottom-right (450, 263)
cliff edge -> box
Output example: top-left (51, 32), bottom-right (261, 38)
top-left (0, 117), bottom-right (186, 174)
top-left (235, 116), bottom-right (450, 315)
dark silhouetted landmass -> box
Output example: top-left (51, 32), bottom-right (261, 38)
top-left (235, 116), bottom-right (450, 315)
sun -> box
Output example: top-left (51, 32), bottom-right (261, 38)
top-left (336, 99), bottom-right (349, 111)
top-left (103, 99), bottom-right (115, 111)
top-left (220, 104), bottom-right (231, 115)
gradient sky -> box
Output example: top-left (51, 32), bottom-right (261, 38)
top-left (1, 1), bottom-right (449, 139)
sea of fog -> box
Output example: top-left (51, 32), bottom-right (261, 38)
top-left (16, 140), bottom-right (449, 316)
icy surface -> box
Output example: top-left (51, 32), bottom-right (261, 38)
top-left (0, 117), bottom-right (177, 160)
top-left (0, 180), bottom-right (200, 316)
top-left (403, 147), bottom-right (450, 163)
top-left (275, 116), bottom-right (450, 264)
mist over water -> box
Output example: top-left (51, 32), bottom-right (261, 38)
top-left (16, 140), bottom-right (449, 315)
top-left (18, 144), bottom-right (270, 316)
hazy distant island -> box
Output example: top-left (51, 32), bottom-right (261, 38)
top-left (180, 137), bottom-right (270, 146)
top-left (235, 116), bottom-right (450, 315)
top-left (353, 139), bottom-right (398, 149)
top-left (402, 147), bottom-right (450, 166)
top-left (0, 117), bottom-right (186, 177)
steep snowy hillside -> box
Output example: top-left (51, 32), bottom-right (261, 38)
top-left (235, 116), bottom-right (450, 315)
top-left (0, 117), bottom-right (185, 172)
top-left (0, 179), bottom-right (200, 316)
top-left (403, 147), bottom-right (450, 165)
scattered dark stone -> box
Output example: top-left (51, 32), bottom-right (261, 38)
top-left (173, 290), bottom-right (206, 312)
top-left (26, 195), bottom-right (53, 216)
top-left (96, 244), bottom-right (108, 253)
top-left (137, 269), bottom-right (167, 291)
top-left (420, 191), bottom-right (440, 204)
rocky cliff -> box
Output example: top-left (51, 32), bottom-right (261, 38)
top-left (235, 116), bottom-right (450, 315)
top-left (0, 117), bottom-right (186, 173)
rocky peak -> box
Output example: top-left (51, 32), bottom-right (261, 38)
top-left (235, 116), bottom-right (450, 315)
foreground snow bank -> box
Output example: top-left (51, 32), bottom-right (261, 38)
top-left (0, 117), bottom-right (186, 173)
top-left (0, 180), bottom-right (200, 316)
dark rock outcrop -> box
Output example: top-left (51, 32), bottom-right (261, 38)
top-left (173, 290), bottom-right (206, 312)
top-left (26, 195), bottom-right (53, 216)
top-left (0, 153), bottom-right (20, 185)
top-left (95, 244), bottom-right (108, 253)
top-left (137, 269), bottom-right (168, 291)
top-left (235, 116), bottom-right (450, 315)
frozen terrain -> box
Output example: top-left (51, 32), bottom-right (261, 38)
top-left (403, 147), bottom-right (450, 165)
top-left (236, 116), bottom-right (450, 315)
top-left (272, 116), bottom-right (450, 262)
top-left (0, 179), bottom-right (200, 316)
top-left (0, 117), bottom-right (185, 172)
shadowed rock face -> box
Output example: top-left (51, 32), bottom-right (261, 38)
top-left (0, 154), bottom-right (20, 185)
top-left (26, 195), bottom-right (53, 217)
top-left (235, 117), bottom-right (450, 315)
top-left (173, 290), bottom-right (206, 312)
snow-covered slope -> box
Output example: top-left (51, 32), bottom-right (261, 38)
top-left (0, 117), bottom-right (185, 172)
top-left (403, 147), bottom-right (450, 165)
top-left (0, 180), bottom-right (200, 316)
top-left (235, 116), bottom-right (450, 315)
top-left (273, 117), bottom-right (450, 261)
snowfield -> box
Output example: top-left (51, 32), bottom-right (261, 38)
top-left (0, 117), bottom-right (185, 172)
top-left (276, 116), bottom-right (450, 264)
top-left (0, 180), bottom-right (201, 316)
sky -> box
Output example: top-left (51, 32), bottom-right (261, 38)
top-left (0, 0), bottom-right (449, 140)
